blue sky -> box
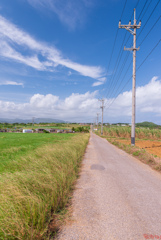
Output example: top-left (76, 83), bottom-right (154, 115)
top-left (0, 0), bottom-right (160, 123)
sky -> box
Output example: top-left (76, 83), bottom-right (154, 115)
top-left (0, 0), bottom-right (160, 123)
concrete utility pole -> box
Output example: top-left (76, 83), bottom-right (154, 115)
top-left (32, 117), bottom-right (35, 127)
top-left (99, 99), bottom-right (104, 135)
top-left (97, 113), bottom-right (99, 130)
top-left (119, 9), bottom-right (141, 146)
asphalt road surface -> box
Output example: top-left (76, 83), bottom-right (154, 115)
top-left (56, 133), bottom-right (161, 240)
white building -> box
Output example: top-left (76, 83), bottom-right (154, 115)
top-left (23, 129), bottom-right (33, 133)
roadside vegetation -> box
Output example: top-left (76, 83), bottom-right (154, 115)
top-left (105, 138), bottom-right (161, 172)
top-left (96, 123), bottom-right (161, 173)
top-left (72, 126), bottom-right (90, 133)
top-left (0, 122), bottom-right (90, 131)
top-left (102, 126), bottom-right (161, 140)
top-left (0, 132), bottom-right (89, 239)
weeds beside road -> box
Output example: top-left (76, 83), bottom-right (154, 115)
top-left (96, 126), bottom-right (161, 173)
top-left (0, 133), bottom-right (89, 240)
top-left (106, 137), bottom-right (161, 172)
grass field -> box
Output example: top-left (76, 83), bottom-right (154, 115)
top-left (0, 133), bottom-right (74, 174)
top-left (0, 132), bottom-right (89, 239)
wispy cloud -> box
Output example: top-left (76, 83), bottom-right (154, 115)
top-left (27, 0), bottom-right (95, 30)
top-left (0, 79), bottom-right (23, 86)
top-left (92, 77), bottom-right (106, 87)
top-left (0, 15), bottom-right (104, 81)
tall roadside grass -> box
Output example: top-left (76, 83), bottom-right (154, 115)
top-left (101, 126), bottom-right (161, 140)
top-left (0, 133), bottom-right (89, 240)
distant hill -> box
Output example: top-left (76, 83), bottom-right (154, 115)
top-left (136, 121), bottom-right (159, 128)
top-left (0, 118), bottom-right (66, 124)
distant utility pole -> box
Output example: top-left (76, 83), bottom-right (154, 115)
top-left (32, 117), bottom-right (35, 127)
top-left (99, 99), bottom-right (104, 135)
top-left (119, 9), bottom-right (141, 146)
top-left (97, 113), bottom-right (99, 130)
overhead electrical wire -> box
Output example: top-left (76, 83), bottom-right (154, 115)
top-left (136, 38), bottom-right (161, 72)
top-left (105, 52), bottom-right (130, 100)
top-left (104, 58), bottom-right (132, 109)
top-left (104, 0), bottom-right (160, 108)
top-left (137, 0), bottom-right (150, 20)
top-left (98, 0), bottom-right (128, 99)
top-left (95, 0), bottom-right (160, 125)
top-left (104, 39), bottom-right (161, 111)
top-left (107, 0), bottom-right (151, 84)
top-left (139, 0), bottom-right (152, 21)
top-left (102, 0), bottom-right (142, 100)
top-left (137, 0), bottom-right (161, 40)
top-left (139, 15), bottom-right (161, 46)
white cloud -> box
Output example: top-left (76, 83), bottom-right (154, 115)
top-left (0, 80), bottom-right (23, 86)
top-left (0, 15), bottom-right (104, 81)
top-left (0, 41), bottom-right (46, 70)
top-left (105, 76), bottom-right (161, 123)
top-left (30, 94), bottom-right (59, 108)
top-left (27, 0), bottom-right (95, 30)
top-left (63, 91), bottom-right (97, 109)
top-left (93, 81), bottom-right (104, 87)
top-left (92, 77), bottom-right (106, 87)
top-left (0, 77), bottom-right (160, 123)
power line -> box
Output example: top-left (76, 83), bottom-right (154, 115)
top-left (104, 0), bottom-right (160, 104)
top-left (105, 52), bottom-right (130, 101)
top-left (137, 0), bottom-right (161, 40)
top-left (139, 15), bottom-right (161, 46)
top-left (107, 0), bottom-right (128, 72)
top-left (99, 0), bottom-right (128, 98)
top-left (105, 59), bottom-right (132, 109)
top-left (137, 38), bottom-right (161, 72)
top-left (137, 0), bottom-right (150, 20)
top-left (106, 6), bottom-right (161, 105)
top-left (103, 0), bottom-right (142, 100)
top-left (104, 39), bottom-right (161, 111)
top-left (101, 0), bottom-right (159, 120)
top-left (139, 0), bottom-right (152, 21)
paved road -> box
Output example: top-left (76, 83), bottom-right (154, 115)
top-left (56, 133), bottom-right (161, 240)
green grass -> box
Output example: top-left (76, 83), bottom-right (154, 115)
top-left (0, 133), bottom-right (74, 174)
top-left (132, 150), bottom-right (140, 156)
top-left (0, 132), bottom-right (89, 239)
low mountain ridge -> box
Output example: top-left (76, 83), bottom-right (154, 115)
top-left (0, 118), bottom-right (66, 124)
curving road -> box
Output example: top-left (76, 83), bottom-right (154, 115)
top-left (56, 133), bottom-right (161, 240)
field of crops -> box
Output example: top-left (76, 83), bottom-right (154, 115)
top-left (102, 126), bottom-right (161, 140)
top-left (0, 132), bottom-right (89, 239)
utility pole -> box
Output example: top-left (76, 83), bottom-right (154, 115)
top-left (32, 117), bottom-right (35, 127)
top-left (99, 99), bottom-right (104, 135)
top-left (96, 113), bottom-right (99, 130)
top-left (119, 9), bottom-right (141, 146)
